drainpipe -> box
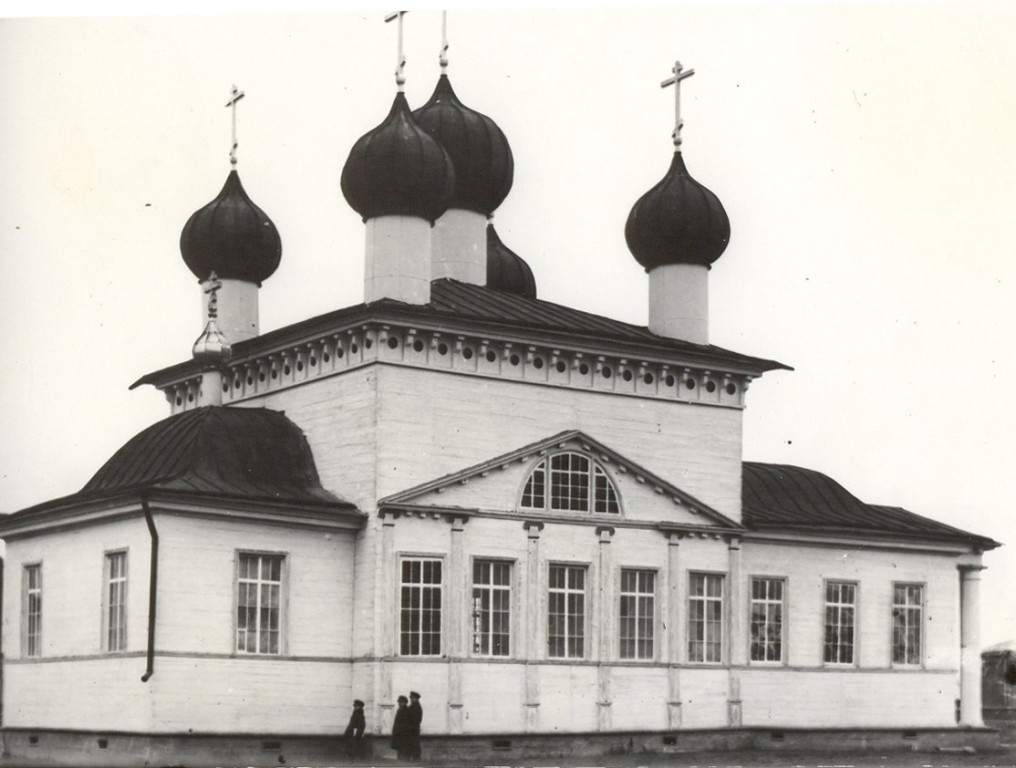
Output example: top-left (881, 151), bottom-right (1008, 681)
top-left (141, 495), bottom-right (159, 682)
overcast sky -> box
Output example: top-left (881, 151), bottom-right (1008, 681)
top-left (1, 2), bottom-right (1014, 645)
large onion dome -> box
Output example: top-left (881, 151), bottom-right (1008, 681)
top-left (341, 92), bottom-right (455, 224)
top-left (180, 170), bottom-right (282, 285)
top-left (625, 152), bottom-right (730, 270)
top-left (486, 224), bottom-right (536, 299)
top-left (412, 75), bottom-right (514, 216)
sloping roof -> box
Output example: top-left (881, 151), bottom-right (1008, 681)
top-left (10, 407), bottom-right (353, 518)
top-left (133, 279), bottom-right (789, 390)
top-left (742, 462), bottom-right (998, 549)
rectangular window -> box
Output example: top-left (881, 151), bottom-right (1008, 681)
top-left (236, 553), bottom-right (283, 655)
top-left (688, 573), bottom-right (724, 663)
top-left (104, 552), bottom-right (127, 652)
top-left (400, 557), bottom-right (442, 656)
top-left (824, 581), bottom-right (856, 664)
top-left (23, 564), bottom-right (42, 658)
top-left (472, 560), bottom-right (511, 656)
top-left (750, 577), bottom-right (785, 663)
top-left (619, 569), bottom-right (655, 660)
top-left (892, 583), bottom-right (923, 666)
top-left (548, 564), bottom-right (585, 658)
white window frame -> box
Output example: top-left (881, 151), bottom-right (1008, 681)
top-left (520, 452), bottom-right (621, 515)
top-left (22, 563), bottom-right (42, 658)
top-left (102, 550), bottom-right (128, 653)
top-left (547, 563), bottom-right (587, 659)
top-left (891, 582), bottom-right (925, 667)
top-left (823, 580), bottom-right (858, 666)
top-left (749, 576), bottom-right (786, 664)
top-left (618, 567), bottom-right (656, 661)
top-left (471, 558), bottom-right (513, 658)
top-left (399, 555), bottom-right (443, 657)
top-left (235, 551), bottom-right (286, 656)
top-left (688, 572), bottom-right (724, 664)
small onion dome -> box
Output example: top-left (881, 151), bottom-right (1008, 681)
top-left (625, 152), bottom-right (730, 270)
top-left (486, 224), bottom-right (536, 299)
top-left (180, 170), bottom-right (282, 285)
top-left (341, 92), bottom-right (455, 224)
top-left (192, 318), bottom-right (232, 366)
top-left (412, 75), bottom-right (514, 216)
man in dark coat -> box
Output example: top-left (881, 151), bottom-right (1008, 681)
top-left (344, 699), bottom-right (366, 757)
top-left (390, 695), bottom-right (411, 760)
top-left (407, 691), bottom-right (423, 760)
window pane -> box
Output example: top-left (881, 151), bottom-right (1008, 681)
top-left (236, 554), bottom-right (283, 656)
top-left (400, 557), bottom-right (443, 657)
top-left (548, 565), bottom-right (586, 658)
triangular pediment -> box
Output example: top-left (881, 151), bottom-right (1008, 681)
top-left (380, 430), bottom-right (742, 531)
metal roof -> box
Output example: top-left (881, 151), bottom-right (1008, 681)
top-left (742, 462), bottom-right (998, 549)
top-left (10, 407), bottom-right (354, 518)
top-left (133, 279), bottom-right (789, 390)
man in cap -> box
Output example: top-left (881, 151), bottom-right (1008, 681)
top-left (407, 691), bottom-right (423, 760)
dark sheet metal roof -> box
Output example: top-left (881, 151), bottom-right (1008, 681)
top-left (742, 462), bottom-right (998, 549)
top-left (13, 407), bottom-right (353, 517)
top-left (133, 279), bottom-right (789, 389)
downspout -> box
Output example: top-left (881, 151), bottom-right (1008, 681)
top-left (141, 495), bottom-right (159, 682)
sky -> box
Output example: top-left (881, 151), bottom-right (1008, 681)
top-left (1, 2), bottom-right (1014, 645)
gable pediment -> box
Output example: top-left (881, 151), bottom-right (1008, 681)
top-left (380, 430), bottom-right (742, 531)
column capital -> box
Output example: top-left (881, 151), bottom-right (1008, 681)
top-left (523, 520), bottom-right (544, 538)
top-left (958, 563), bottom-right (987, 576)
top-left (596, 525), bottom-right (616, 541)
top-left (379, 507), bottom-right (401, 525)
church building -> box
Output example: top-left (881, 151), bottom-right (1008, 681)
top-left (0, 16), bottom-right (1000, 766)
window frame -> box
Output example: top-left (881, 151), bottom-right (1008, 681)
top-left (618, 567), bottom-right (657, 661)
top-left (547, 562), bottom-right (589, 659)
top-left (823, 579), bottom-right (859, 667)
top-left (891, 581), bottom-right (925, 668)
top-left (687, 571), bottom-right (725, 665)
top-left (102, 550), bottom-right (128, 654)
top-left (470, 557), bottom-right (514, 658)
top-left (748, 575), bottom-right (786, 665)
top-left (22, 562), bottom-right (42, 658)
top-left (520, 451), bottom-right (622, 516)
top-left (234, 550), bottom-right (288, 656)
top-left (398, 554), bottom-right (444, 657)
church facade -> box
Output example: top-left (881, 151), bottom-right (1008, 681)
top-left (0, 31), bottom-right (999, 765)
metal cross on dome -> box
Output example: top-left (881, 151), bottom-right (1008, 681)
top-left (385, 10), bottom-right (408, 90)
top-left (205, 272), bottom-right (222, 319)
top-left (439, 11), bottom-right (449, 72)
top-left (225, 85), bottom-right (245, 166)
top-left (661, 61), bottom-right (695, 150)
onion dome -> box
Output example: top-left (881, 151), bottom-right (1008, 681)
top-left (625, 152), bottom-right (730, 270)
top-left (412, 75), bottom-right (514, 216)
top-left (192, 318), bottom-right (232, 365)
top-left (341, 92), bottom-right (455, 224)
top-left (486, 224), bottom-right (536, 299)
top-left (180, 170), bottom-right (282, 285)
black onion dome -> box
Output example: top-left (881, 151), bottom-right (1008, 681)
top-left (180, 170), bottom-right (282, 285)
top-left (412, 75), bottom-right (514, 215)
top-left (341, 92), bottom-right (455, 223)
top-left (486, 224), bottom-right (536, 299)
top-left (625, 152), bottom-right (730, 270)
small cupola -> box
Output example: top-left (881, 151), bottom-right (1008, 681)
top-left (180, 86), bottom-right (280, 345)
top-left (412, 14), bottom-right (514, 285)
top-left (625, 62), bottom-right (728, 344)
top-left (486, 224), bottom-right (536, 299)
top-left (340, 11), bottom-right (454, 305)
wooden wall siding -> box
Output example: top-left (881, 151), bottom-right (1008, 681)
top-left (3, 658), bottom-right (156, 730)
top-left (539, 665), bottom-right (600, 732)
top-left (148, 656), bottom-right (351, 734)
top-left (155, 515), bottom-right (356, 658)
top-left (3, 518), bottom-right (151, 660)
top-left (372, 367), bottom-right (744, 522)
top-left (741, 543), bottom-right (960, 670)
top-left (610, 666), bottom-right (671, 730)
top-left (457, 664), bottom-right (527, 733)
top-left (740, 669), bottom-right (959, 727)
top-left (679, 668), bottom-right (731, 728)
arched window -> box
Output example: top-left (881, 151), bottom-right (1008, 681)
top-left (520, 452), bottom-right (620, 514)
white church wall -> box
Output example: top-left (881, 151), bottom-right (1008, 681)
top-left (610, 666), bottom-right (671, 729)
top-left (153, 514), bottom-right (357, 658)
top-left (371, 365), bottom-right (743, 521)
top-left (673, 668), bottom-right (730, 728)
top-left (458, 662), bottom-right (527, 733)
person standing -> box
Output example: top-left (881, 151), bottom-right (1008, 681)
top-left (390, 695), bottom-right (411, 760)
top-left (343, 699), bottom-right (366, 758)
top-left (407, 691), bottom-right (423, 760)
